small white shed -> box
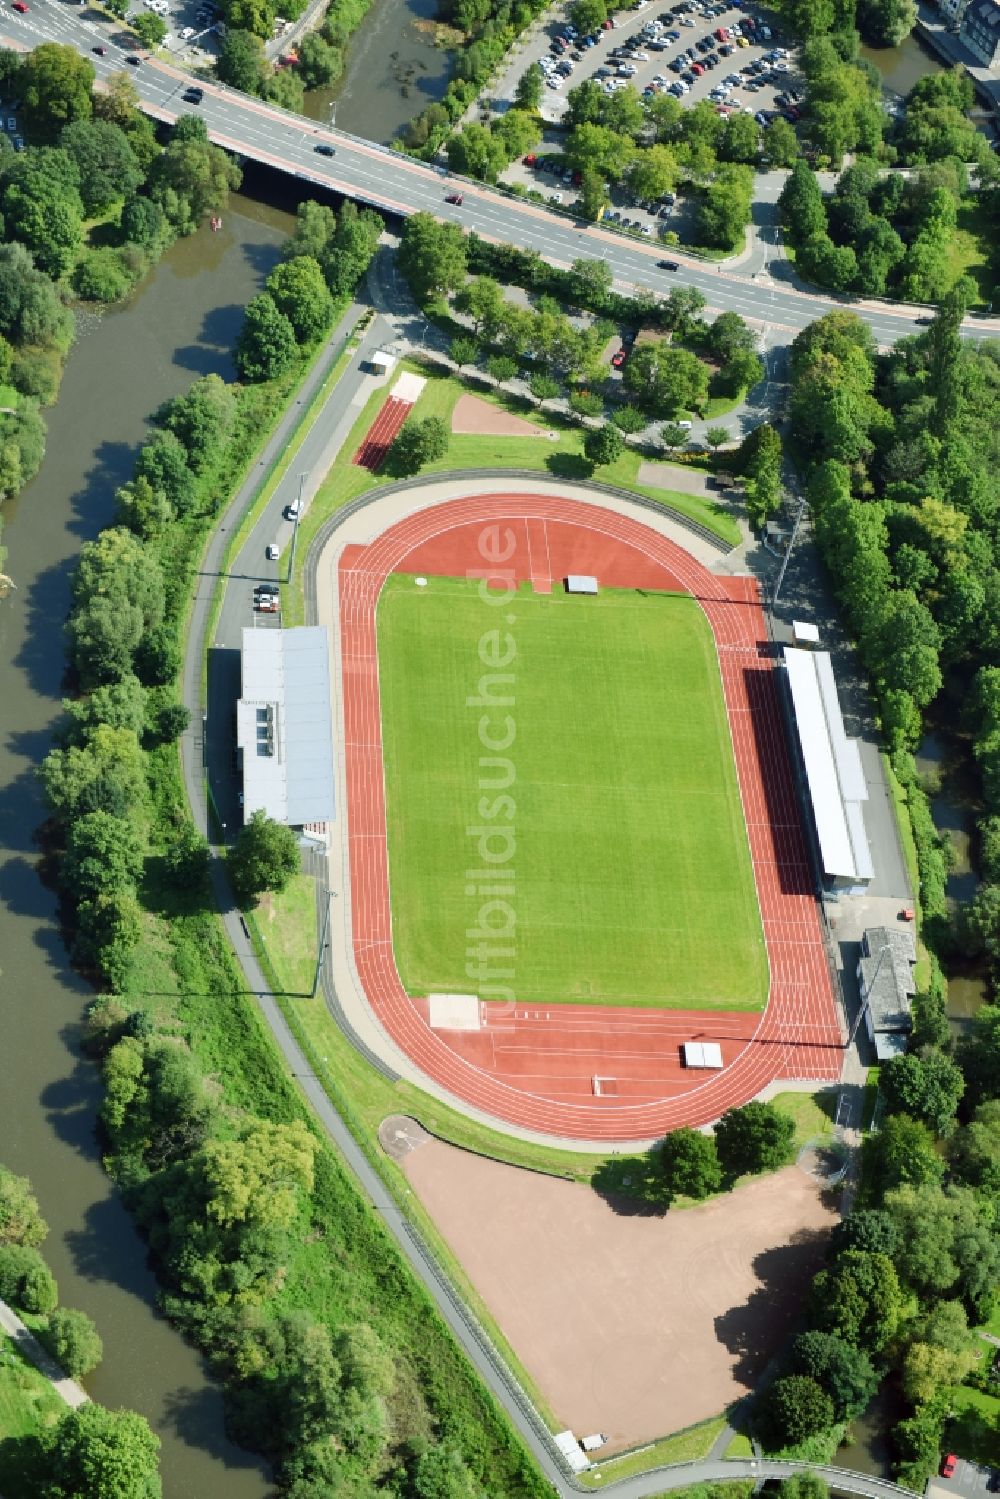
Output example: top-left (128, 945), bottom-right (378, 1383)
top-left (565, 575), bottom-right (599, 595)
top-left (792, 620), bottom-right (820, 646)
top-left (682, 1042), bottom-right (724, 1070)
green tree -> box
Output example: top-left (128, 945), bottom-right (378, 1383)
top-left (624, 342), bottom-right (709, 417)
top-left (159, 374), bottom-right (236, 474)
top-left (759, 1375), bottom-right (835, 1449)
top-left (485, 353), bottom-right (517, 384)
top-left (790, 1331), bottom-right (878, 1420)
top-left (583, 423), bottom-right (625, 468)
top-left (779, 159), bottom-right (827, 243)
top-left (446, 123), bottom-right (507, 183)
top-left (949, 1099), bottom-right (1000, 1197)
top-left (229, 810), bottom-right (300, 905)
top-left (763, 118), bottom-right (800, 168)
top-left (265, 256), bottom-right (335, 345)
top-left (880, 1049), bottom-right (964, 1136)
top-left (809, 1249), bottom-right (902, 1352)
top-left (40, 1403), bottom-right (161, 1499)
top-left (216, 28), bottom-right (266, 91)
top-left (0, 1243), bottom-right (58, 1313)
top-left (387, 415), bottom-right (450, 477)
top-left (578, 168), bottom-right (608, 223)
top-left (120, 195), bottom-right (168, 253)
top-left (164, 822), bottom-right (210, 889)
top-left (514, 63), bottom-right (543, 113)
top-left (714, 1101), bottom-right (795, 1179)
top-left (454, 275), bottom-right (504, 338)
top-left (2, 155), bottom-right (85, 279)
top-left (41, 1306), bottom-right (104, 1379)
top-left (868, 1112), bottom-right (944, 1192)
top-left (64, 812), bottom-right (143, 901)
top-left (629, 145), bottom-right (679, 203)
top-left (450, 334), bottom-right (479, 368)
top-left (706, 426), bottom-right (730, 450)
top-left (779, 1476), bottom-right (829, 1499)
top-left (0, 1166), bottom-right (47, 1248)
top-left (718, 111), bottom-right (760, 165)
top-left (236, 293), bottom-right (298, 383)
top-left (660, 1127), bottom-right (722, 1200)
top-left (858, 0), bottom-right (916, 46)
top-left (131, 11), bottom-right (168, 47)
top-left (707, 312), bottom-right (756, 363)
top-left (660, 422), bottom-right (690, 453)
top-left (148, 134), bottom-right (242, 234)
top-left (62, 676), bottom-right (147, 743)
top-left (412, 1441), bottom-right (483, 1498)
top-left (295, 32), bottom-right (341, 89)
top-left (22, 43), bottom-right (94, 136)
top-left (399, 213), bottom-right (468, 302)
top-left (59, 119), bottom-right (141, 216)
top-left (570, 0), bottom-right (608, 30)
top-left (529, 371), bottom-right (561, 403)
top-left (696, 165), bottom-right (753, 251)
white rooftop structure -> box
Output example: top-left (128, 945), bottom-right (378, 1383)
top-left (565, 575), bottom-right (599, 594)
top-left (237, 626), bottom-right (335, 827)
top-left (682, 1042), bottom-right (724, 1069)
top-left (554, 1432), bottom-right (592, 1474)
top-left (792, 620), bottom-right (820, 645)
top-left (784, 647), bottom-right (874, 888)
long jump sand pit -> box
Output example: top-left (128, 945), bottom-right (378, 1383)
top-left (401, 1137), bottom-right (836, 1451)
top-left (451, 392), bottom-right (551, 437)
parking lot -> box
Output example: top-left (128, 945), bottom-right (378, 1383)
top-left (495, 0), bottom-right (801, 238)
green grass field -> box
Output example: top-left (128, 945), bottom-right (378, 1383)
top-left (377, 574), bottom-right (767, 1010)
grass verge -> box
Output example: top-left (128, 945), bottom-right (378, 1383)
top-left (580, 1415), bottom-right (728, 1487)
top-left (0, 1333), bottom-right (66, 1494)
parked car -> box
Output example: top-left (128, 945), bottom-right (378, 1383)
top-left (611, 349), bottom-right (627, 369)
top-left (941, 1457), bottom-right (958, 1480)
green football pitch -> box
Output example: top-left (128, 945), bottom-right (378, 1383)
top-left (376, 574), bottom-right (768, 1011)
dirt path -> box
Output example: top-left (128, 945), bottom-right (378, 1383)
top-left (402, 1140), bottom-right (835, 1450)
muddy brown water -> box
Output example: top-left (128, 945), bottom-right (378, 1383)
top-left (0, 193), bottom-right (297, 1497)
top-left (302, 0), bottom-right (452, 144)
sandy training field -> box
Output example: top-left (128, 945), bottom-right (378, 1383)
top-left (451, 393), bottom-right (550, 437)
top-left (401, 1137), bottom-right (836, 1450)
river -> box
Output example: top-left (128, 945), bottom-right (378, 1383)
top-left (0, 191), bottom-right (295, 1497)
top-left (302, 0), bottom-right (452, 144)
top-left (860, 29), bottom-right (945, 97)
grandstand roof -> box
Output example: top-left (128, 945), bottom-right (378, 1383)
top-left (237, 626), bottom-right (335, 827)
top-left (784, 647), bottom-right (874, 885)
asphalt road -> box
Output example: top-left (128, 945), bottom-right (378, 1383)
top-left (6, 1), bottom-right (1000, 354)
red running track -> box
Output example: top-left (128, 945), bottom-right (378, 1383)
top-left (337, 497), bottom-right (844, 1140)
top-left (352, 396), bottom-right (412, 472)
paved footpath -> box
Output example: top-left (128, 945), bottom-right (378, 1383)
top-left (0, 1297), bottom-right (88, 1409)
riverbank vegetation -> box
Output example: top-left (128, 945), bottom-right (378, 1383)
top-left (0, 45), bottom-right (241, 514)
top-left (769, 296), bottom-right (1000, 1487)
top-left (35, 193), bottom-right (548, 1496)
top-left (0, 1162), bottom-right (164, 1499)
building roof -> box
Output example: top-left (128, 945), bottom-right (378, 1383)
top-left (859, 925), bottom-right (916, 1035)
top-left (783, 647), bottom-right (874, 883)
top-left (566, 574), bottom-right (599, 594)
top-left (683, 1041), bottom-right (724, 1069)
top-left (964, 0), bottom-right (1000, 35)
top-left (237, 626), bottom-right (335, 827)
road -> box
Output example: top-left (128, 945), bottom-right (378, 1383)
top-left (5, 1), bottom-right (1000, 354)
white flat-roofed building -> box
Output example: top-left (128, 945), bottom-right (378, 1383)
top-left (682, 1041), bottom-right (724, 1069)
top-left (783, 647), bottom-right (874, 890)
top-left (565, 575), bottom-right (599, 594)
top-left (237, 626), bottom-right (335, 828)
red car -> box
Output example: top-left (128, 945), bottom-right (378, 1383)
top-left (523, 153), bottom-right (537, 165)
top-left (444, 193), bottom-right (463, 205)
top-left (611, 349), bottom-right (627, 370)
top-left (11, 3), bottom-right (28, 13)
top-left (941, 1456), bottom-right (958, 1479)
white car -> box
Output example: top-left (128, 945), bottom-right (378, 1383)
top-left (632, 49), bottom-right (650, 59)
top-left (265, 543), bottom-right (280, 561)
top-left (181, 25), bottom-right (195, 37)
